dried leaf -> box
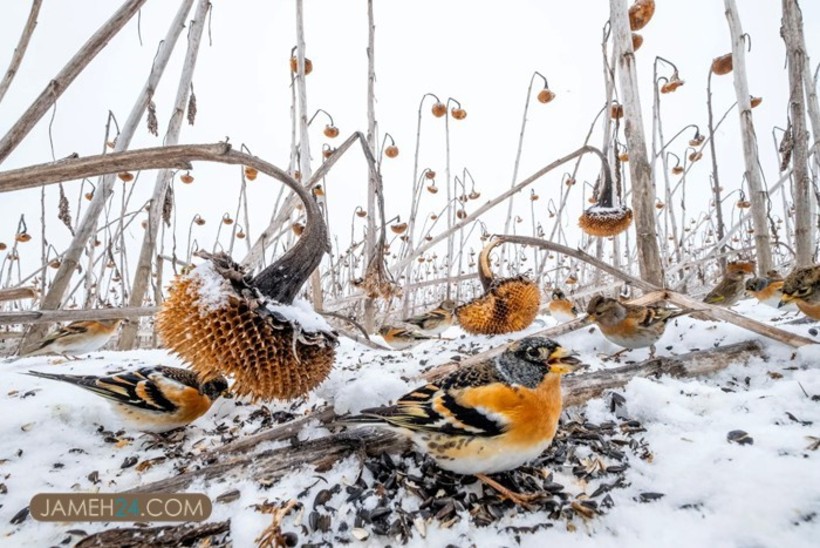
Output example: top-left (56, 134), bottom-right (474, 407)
top-left (147, 98), bottom-right (159, 137)
top-left (57, 183), bottom-right (74, 235)
top-left (163, 184), bottom-right (174, 227)
top-left (779, 125), bottom-right (793, 172)
top-left (187, 87), bottom-right (197, 126)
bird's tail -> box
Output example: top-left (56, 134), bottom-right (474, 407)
top-left (25, 370), bottom-right (93, 388)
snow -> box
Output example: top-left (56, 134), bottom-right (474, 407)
top-left (189, 261), bottom-right (231, 314)
top-left (1, 299), bottom-right (819, 546)
top-left (265, 298), bottom-right (334, 334)
top-left (585, 206), bottom-right (630, 218)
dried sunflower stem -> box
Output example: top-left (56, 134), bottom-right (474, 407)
top-left (363, 0), bottom-right (378, 329)
top-left (724, 0), bottom-right (773, 274)
top-left (119, 0), bottom-right (208, 350)
top-left (0, 0), bottom-right (42, 104)
top-left (20, 0), bottom-right (193, 349)
top-left (610, 0), bottom-right (663, 286)
top-left (781, 0), bottom-right (816, 265)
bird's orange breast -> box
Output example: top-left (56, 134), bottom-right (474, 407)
top-left (756, 281), bottom-right (783, 301)
top-left (796, 300), bottom-right (820, 320)
top-left (458, 375), bottom-right (562, 447)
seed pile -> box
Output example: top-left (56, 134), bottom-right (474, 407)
top-left (276, 408), bottom-right (655, 545)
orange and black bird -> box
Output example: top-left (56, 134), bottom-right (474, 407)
top-left (779, 264), bottom-right (820, 319)
top-left (745, 270), bottom-right (792, 309)
top-left (26, 366), bottom-right (229, 432)
top-left (702, 261), bottom-right (755, 307)
top-left (586, 295), bottom-right (686, 355)
top-left (378, 325), bottom-right (434, 350)
top-left (402, 299), bottom-right (457, 337)
top-left (344, 336), bottom-right (583, 505)
top-left (548, 289), bottom-right (578, 323)
top-left (19, 319), bottom-right (122, 358)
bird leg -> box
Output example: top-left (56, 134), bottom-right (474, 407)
top-left (475, 473), bottom-right (541, 507)
top-left (603, 348), bottom-right (630, 362)
top-left (648, 344), bottom-right (657, 359)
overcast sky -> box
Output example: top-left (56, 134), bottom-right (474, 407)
top-left (1, 1), bottom-right (818, 305)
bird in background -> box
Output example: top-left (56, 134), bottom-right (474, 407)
top-left (586, 295), bottom-right (687, 357)
top-left (779, 264), bottom-right (820, 319)
top-left (18, 319), bottom-right (123, 359)
top-left (745, 270), bottom-right (794, 310)
top-left (26, 366), bottom-right (229, 432)
top-left (343, 336), bottom-right (584, 506)
top-left (378, 325), bottom-right (434, 350)
top-left (702, 261), bottom-right (756, 307)
top-left (547, 289), bottom-right (578, 323)
top-left (402, 299), bottom-right (457, 337)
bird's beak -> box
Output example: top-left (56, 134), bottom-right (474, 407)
top-left (547, 347), bottom-right (584, 374)
top-left (778, 294), bottom-right (795, 308)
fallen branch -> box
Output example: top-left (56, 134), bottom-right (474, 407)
top-left (0, 286), bottom-right (38, 302)
top-left (664, 292), bottom-right (815, 348)
top-left (76, 520), bottom-right (230, 548)
top-left (127, 430), bottom-right (403, 494)
top-left (562, 339), bottom-right (763, 406)
top-left (128, 340), bottom-right (764, 494)
top-left (0, 306), bottom-right (156, 326)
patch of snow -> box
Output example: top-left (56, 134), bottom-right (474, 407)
top-left (266, 298), bottom-right (333, 334)
top-left (189, 261), bottom-right (230, 314)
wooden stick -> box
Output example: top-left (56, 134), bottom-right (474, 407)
top-left (0, 306), bottom-right (156, 326)
top-left (664, 291), bottom-right (816, 347)
top-left (0, 0), bottom-right (43, 104)
top-left (76, 521), bottom-right (230, 548)
top-left (563, 339), bottom-right (763, 406)
top-left (0, 286), bottom-right (38, 302)
top-left (201, 406), bottom-right (336, 459)
top-left (129, 340), bottom-right (764, 494)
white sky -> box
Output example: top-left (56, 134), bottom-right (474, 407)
top-left (0, 1), bottom-right (818, 306)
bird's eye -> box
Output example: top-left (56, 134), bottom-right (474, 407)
top-left (526, 347), bottom-right (540, 359)
top-left (797, 287), bottom-right (811, 297)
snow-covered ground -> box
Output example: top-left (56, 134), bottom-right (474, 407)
top-left (1, 299), bottom-right (819, 547)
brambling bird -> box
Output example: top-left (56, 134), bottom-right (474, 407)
top-left (586, 295), bottom-right (686, 355)
top-left (745, 274), bottom-right (793, 309)
top-left (402, 299), bottom-right (457, 337)
top-left (25, 366), bottom-right (228, 432)
top-left (345, 336), bottom-right (584, 505)
top-left (702, 261), bottom-right (755, 307)
top-left (19, 319), bottom-right (122, 358)
top-left (780, 264), bottom-right (820, 319)
top-left (548, 289), bottom-right (578, 323)
top-left (378, 325), bottom-right (434, 350)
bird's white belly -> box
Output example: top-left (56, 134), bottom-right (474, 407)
top-left (413, 433), bottom-right (550, 475)
top-left (603, 330), bottom-right (660, 349)
top-left (54, 332), bottom-right (112, 354)
top-left (551, 309), bottom-right (576, 323)
top-left (421, 323), bottom-right (449, 336)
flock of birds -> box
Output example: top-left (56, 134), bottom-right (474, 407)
top-left (9, 262), bottom-right (820, 504)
